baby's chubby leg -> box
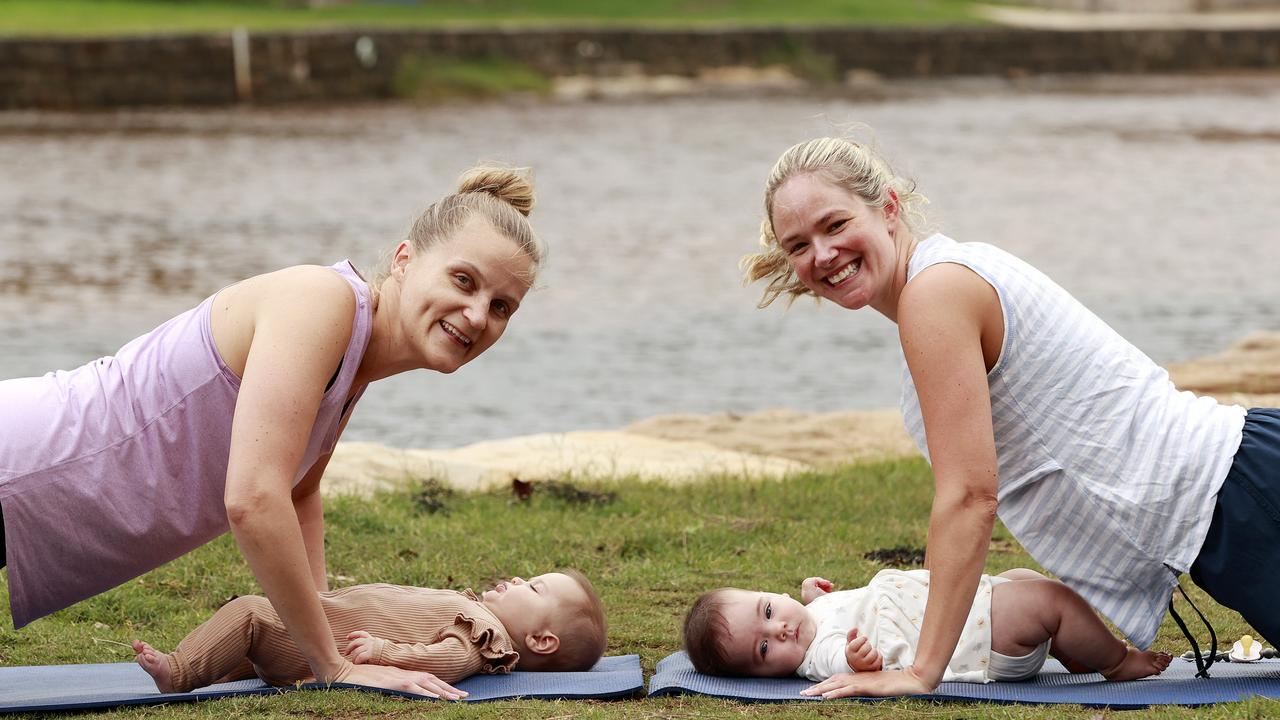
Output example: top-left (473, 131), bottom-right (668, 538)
top-left (134, 595), bottom-right (286, 693)
top-left (995, 569), bottom-right (1088, 672)
top-left (996, 568), bottom-right (1048, 582)
top-left (132, 639), bottom-right (255, 693)
top-left (990, 578), bottom-right (1171, 681)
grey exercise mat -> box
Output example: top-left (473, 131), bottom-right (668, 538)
top-left (648, 651), bottom-right (1280, 708)
top-left (0, 654), bottom-right (643, 713)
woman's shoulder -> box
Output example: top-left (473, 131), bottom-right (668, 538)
top-left (264, 263), bottom-right (356, 297)
top-left (228, 264), bottom-right (356, 320)
top-left (899, 255), bottom-right (1000, 323)
top-left (209, 264), bottom-right (358, 375)
top-left (909, 234), bottom-right (1022, 276)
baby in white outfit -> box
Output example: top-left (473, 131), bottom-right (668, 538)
top-left (683, 568), bottom-right (1171, 685)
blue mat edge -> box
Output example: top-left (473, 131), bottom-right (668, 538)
top-left (645, 652), bottom-right (1280, 709)
top-left (0, 686), bottom-right (287, 715)
top-left (0, 655), bottom-right (645, 713)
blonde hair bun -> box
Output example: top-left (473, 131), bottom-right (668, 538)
top-left (457, 166), bottom-right (535, 217)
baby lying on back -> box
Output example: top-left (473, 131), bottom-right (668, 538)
top-left (134, 570), bottom-right (606, 695)
top-left (684, 568), bottom-right (1169, 685)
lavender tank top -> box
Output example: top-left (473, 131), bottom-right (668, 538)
top-left (0, 261), bottom-right (372, 628)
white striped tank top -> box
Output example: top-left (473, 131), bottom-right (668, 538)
top-left (899, 234), bottom-right (1245, 648)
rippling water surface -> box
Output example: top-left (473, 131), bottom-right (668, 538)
top-left (2, 76), bottom-right (1278, 449)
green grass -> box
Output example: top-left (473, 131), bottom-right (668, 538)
top-left (1, 457), bottom-right (1269, 718)
top-left (0, 0), bottom-right (992, 37)
top-left (759, 39), bottom-right (842, 86)
top-left (392, 55), bottom-right (552, 103)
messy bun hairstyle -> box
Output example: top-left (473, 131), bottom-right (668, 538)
top-left (379, 165), bottom-right (545, 287)
top-left (454, 165), bottom-right (535, 218)
top-left (741, 137), bottom-right (927, 308)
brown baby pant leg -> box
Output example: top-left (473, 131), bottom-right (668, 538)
top-left (168, 595), bottom-right (312, 691)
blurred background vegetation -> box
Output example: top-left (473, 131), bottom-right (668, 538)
top-left (0, 0), bottom-right (997, 36)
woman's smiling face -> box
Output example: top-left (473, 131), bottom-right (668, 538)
top-left (770, 173), bottom-right (899, 311)
top-left (394, 214), bottom-right (533, 374)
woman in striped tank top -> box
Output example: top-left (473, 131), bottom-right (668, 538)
top-left (742, 137), bottom-right (1278, 698)
top-left (0, 166), bottom-right (544, 699)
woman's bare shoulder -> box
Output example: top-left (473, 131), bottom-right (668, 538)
top-left (211, 265), bottom-right (357, 377)
top-left (228, 264), bottom-right (356, 315)
top-left (900, 263), bottom-right (997, 326)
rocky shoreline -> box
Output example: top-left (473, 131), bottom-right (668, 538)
top-left (322, 330), bottom-right (1280, 496)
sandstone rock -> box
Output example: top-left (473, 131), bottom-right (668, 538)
top-left (1167, 330), bottom-right (1280, 398)
top-left (323, 332), bottom-right (1277, 497)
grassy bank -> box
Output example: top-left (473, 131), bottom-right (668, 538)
top-left (0, 0), bottom-right (991, 37)
top-left (0, 458), bottom-right (1268, 718)
top-left (392, 55), bottom-right (552, 102)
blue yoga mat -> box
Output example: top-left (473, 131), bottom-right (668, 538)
top-left (648, 652), bottom-right (1280, 708)
top-left (0, 654), bottom-right (643, 714)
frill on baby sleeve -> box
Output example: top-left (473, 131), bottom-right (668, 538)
top-left (448, 590), bottom-right (520, 674)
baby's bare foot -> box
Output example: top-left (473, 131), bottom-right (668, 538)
top-left (132, 640), bottom-right (176, 693)
top-left (1102, 647), bottom-right (1172, 681)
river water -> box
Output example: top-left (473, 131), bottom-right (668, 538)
top-left (2, 75), bottom-right (1278, 449)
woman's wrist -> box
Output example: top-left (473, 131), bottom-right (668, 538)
top-left (314, 656), bottom-right (353, 685)
top-left (906, 663), bottom-right (942, 691)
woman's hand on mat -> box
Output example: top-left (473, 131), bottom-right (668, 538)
top-left (801, 577), bottom-right (835, 604)
top-left (801, 666), bottom-right (933, 699)
top-left (344, 630), bottom-right (387, 665)
top-left (340, 662), bottom-right (468, 700)
top-left (844, 628), bottom-right (883, 672)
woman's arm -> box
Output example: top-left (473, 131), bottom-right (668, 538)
top-left (292, 464), bottom-right (329, 592)
top-left (223, 269), bottom-right (353, 685)
top-left (223, 269), bottom-right (462, 698)
top-left (291, 408), bottom-right (354, 592)
top-left (806, 263), bottom-right (1002, 699)
top-left (294, 392), bottom-right (360, 589)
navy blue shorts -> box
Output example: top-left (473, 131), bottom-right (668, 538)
top-left (1191, 407), bottom-right (1280, 645)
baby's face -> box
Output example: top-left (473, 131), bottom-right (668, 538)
top-left (718, 589), bottom-right (816, 677)
top-left (481, 572), bottom-right (586, 641)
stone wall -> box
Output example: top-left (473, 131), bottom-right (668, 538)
top-left (0, 35), bottom-right (238, 107)
top-left (2, 26), bottom-right (1279, 109)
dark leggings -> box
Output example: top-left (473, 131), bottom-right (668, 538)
top-left (1190, 407), bottom-right (1280, 646)
top-left (0, 500), bottom-right (6, 569)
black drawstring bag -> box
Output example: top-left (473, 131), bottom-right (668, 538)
top-left (1169, 582), bottom-right (1217, 679)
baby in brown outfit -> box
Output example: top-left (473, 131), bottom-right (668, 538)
top-left (131, 570), bottom-right (606, 694)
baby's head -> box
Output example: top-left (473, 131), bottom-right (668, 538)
top-left (683, 587), bottom-right (816, 677)
top-left (481, 569), bottom-right (607, 671)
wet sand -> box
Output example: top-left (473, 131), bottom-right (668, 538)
top-left (322, 331), bottom-right (1280, 496)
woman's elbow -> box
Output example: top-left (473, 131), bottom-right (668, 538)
top-left (224, 486), bottom-right (281, 529)
top-left (937, 484), bottom-right (999, 521)
top-left (967, 489), bottom-right (999, 519)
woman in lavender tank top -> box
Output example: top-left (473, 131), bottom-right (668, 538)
top-left (739, 137), bottom-right (1278, 698)
top-left (0, 165), bottom-right (542, 699)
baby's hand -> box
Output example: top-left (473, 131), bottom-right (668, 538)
top-left (344, 630), bottom-right (387, 665)
top-left (844, 628), bottom-right (883, 672)
top-left (801, 577), bottom-right (835, 604)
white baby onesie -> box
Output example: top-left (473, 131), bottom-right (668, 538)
top-left (797, 569), bottom-right (995, 683)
